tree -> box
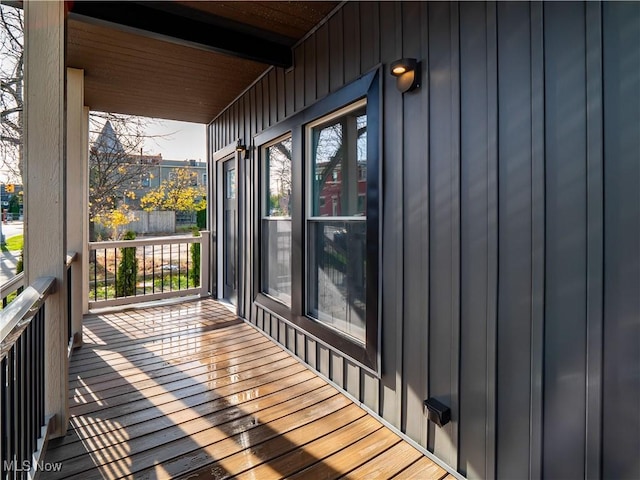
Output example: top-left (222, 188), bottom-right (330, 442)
top-left (190, 228), bottom-right (201, 287)
top-left (267, 138), bottom-right (292, 216)
top-left (7, 191), bottom-right (19, 214)
top-left (92, 203), bottom-right (137, 241)
top-left (89, 118), bottom-right (151, 239)
top-left (1, 4), bottom-right (171, 240)
top-left (0, 3), bottom-right (23, 181)
top-left (140, 168), bottom-right (206, 214)
top-left (115, 230), bottom-right (138, 297)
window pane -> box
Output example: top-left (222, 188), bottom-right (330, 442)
top-left (262, 136), bottom-right (292, 306)
top-left (262, 219), bottom-right (291, 304)
top-left (226, 168), bottom-right (235, 199)
top-left (265, 137), bottom-right (292, 217)
top-left (311, 107), bottom-right (367, 217)
top-left (308, 220), bottom-right (366, 343)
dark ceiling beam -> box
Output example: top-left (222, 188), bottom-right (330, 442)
top-left (67, 1), bottom-right (294, 68)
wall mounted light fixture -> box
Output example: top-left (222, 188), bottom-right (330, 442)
top-left (236, 139), bottom-right (251, 159)
top-left (390, 58), bottom-right (420, 93)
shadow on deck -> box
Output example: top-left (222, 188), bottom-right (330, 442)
top-left (41, 298), bottom-right (448, 479)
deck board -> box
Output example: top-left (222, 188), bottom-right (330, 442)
top-left (41, 298), bottom-right (447, 479)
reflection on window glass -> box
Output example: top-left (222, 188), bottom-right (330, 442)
top-left (307, 100), bottom-right (367, 342)
top-left (308, 221), bottom-right (366, 343)
top-left (265, 137), bottom-right (292, 216)
top-left (311, 106), bottom-right (367, 217)
top-left (262, 219), bottom-right (291, 305)
top-left (262, 136), bottom-right (292, 305)
top-left (226, 169), bottom-right (235, 199)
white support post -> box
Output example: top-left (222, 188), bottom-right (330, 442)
top-left (82, 106), bottom-right (90, 315)
top-left (24, 0), bottom-right (68, 438)
top-left (66, 68), bottom-right (87, 345)
top-left (200, 230), bottom-right (211, 296)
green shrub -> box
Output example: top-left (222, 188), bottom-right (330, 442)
top-left (190, 228), bottom-right (201, 287)
top-left (116, 230), bottom-right (138, 297)
top-left (16, 249), bottom-right (23, 274)
top-left (196, 208), bottom-right (207, 229)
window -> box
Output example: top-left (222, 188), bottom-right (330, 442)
top-left (307, 100), bottom-right (367, 343)
top-left (261, 135), bottom-right (292, 305)
top-left (253, 68), bottom-right (380, 371)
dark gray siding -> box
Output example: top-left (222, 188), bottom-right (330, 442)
top-left (459, 3), bottom-right (498, 478)
top-left (496, 5), bottom-right (535, 478)
top-left (603, 2), bottom-right (640, 478)
top-left (544, 3), bottom-right (588, 478)
top-left (209, 2), bottom-right (640, 478)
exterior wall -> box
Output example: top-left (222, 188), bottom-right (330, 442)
top-left (208, 2), bottom-right (640, 478)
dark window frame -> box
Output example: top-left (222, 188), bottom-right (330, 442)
top-left (260, 133), bottom-right (293, 308)
top-left (253, 67), bottom-right (381, 372)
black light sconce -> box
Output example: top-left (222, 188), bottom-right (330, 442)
top-left (236, 139), bottom-right (251, 159)
top-left (390, 58), bottom-right (421, 93)
top-left (424, 397), bottom-right (451, 427)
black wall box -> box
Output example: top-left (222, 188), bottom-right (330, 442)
top-left (424, 397), bottom-right (451, 427)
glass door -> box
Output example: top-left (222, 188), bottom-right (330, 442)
top-left (222, 158), bottom-right (237, 305)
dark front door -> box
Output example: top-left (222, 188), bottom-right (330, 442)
top-left (222, 158), bottom-right (237, 305)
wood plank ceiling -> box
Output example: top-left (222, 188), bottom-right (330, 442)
top-left (66, 1), bottom-right (339, 124)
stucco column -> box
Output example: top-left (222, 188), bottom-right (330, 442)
top-left (24, 0), bottom-right (68, 437)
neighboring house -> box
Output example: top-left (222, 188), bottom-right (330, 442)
top-left (135, 158), bottom-right (206, 199)
top-left (91, 120), bottom-right (206, 221)
top-left (315, 162), bottom-right (367, 217)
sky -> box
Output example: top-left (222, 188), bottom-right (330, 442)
top-left (0, 117), bottom-right (208, 184)
top-left (143, 119), bottom-right (207, 161)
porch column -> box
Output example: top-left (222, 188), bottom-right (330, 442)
top-left (66, 68), bottom-right (88, 345)
top-left (24, 0), bottom-right (68, 437)
top-left (82, 106), bottom-right (90, 314)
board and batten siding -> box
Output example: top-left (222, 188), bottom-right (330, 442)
top-left (209, 2), bottom-right (640, 478)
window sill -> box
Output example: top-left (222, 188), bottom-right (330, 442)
top-left (254, 292), bottom-right (292, 322)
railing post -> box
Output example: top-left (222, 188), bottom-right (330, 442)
top-left (24, 0), bottom-right (69, 438)
top-left (200, 230), bottom-right (211, 296)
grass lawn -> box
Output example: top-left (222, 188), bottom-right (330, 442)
top-left (1, 234), bottom-right (23, 252)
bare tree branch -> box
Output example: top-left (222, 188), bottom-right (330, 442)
top-left (0, 4), bottom-right (172, 233)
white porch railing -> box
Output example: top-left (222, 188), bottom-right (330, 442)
top-left (88, 232), bottom-right (210, 309)
top-left (1, 272), bottom-right (24, 309)
top-left (0, 275), bottom-right (56, 479)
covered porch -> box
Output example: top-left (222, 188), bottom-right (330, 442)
top-left (41, 298), bottom-right (446, 479)
top-left (3, 1), bottom-right (639, 478)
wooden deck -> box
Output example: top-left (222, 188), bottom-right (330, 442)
top-left (41, 298), bottom-right (448, 479)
